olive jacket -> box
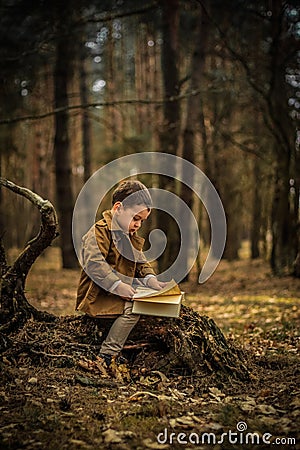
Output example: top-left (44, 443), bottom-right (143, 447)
top-left (76, 210), bottom-right (156, 317)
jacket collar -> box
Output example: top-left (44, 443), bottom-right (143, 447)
top-left (102, 210), bottom-right (145, 251)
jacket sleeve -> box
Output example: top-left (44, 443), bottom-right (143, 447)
top-left (135, 257), bottom-right (156, 279)
top-left (81, 224), bottom-right (120, 292)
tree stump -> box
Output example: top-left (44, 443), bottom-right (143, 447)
top-left (68, 308), bottom-right (250, 381)
top-left (131, 306), bottom-right (250, 379)
top-left (0, 179), bottom-right (250, 381)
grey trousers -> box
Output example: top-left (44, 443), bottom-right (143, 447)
top-left (100, 301), bottom-right (140, 355)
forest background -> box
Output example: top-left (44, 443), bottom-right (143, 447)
top-left (0, 0), bottom-right (299, 279)
top-left (0, 1), bottom-right (300, 449)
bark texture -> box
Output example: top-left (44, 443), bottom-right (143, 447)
top-left (0, 178), bottom-right (58, 331)
top-left (53, 0), bottom-right (78, 269)
top-left (157, 0), bottom-right (181, 273)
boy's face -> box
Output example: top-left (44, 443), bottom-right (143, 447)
top-left (112, 202), bottom-right (150, 235)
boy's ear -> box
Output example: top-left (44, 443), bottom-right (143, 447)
top-left (112, 201), bottom-right (122, 212)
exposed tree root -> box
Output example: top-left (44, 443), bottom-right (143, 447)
top-left (1, 306), bottom-right (250, 382)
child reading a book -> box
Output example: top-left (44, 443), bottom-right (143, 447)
top-left (76, 180), bottom-right (165, 367)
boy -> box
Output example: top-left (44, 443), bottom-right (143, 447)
top-left (76, 180), bottom-right (164, 367)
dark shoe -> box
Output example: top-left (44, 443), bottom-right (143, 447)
top-left (98, 353), bottom-right (128, 367)
top-left (117, 354), bottom-right (128, 365)
top-left (98, 353), bottom-right (113, 367)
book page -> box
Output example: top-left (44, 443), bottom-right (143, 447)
top-left (133, 279), bottom-right (181, 299)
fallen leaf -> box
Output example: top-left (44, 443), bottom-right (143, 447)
top-left (102, 429), bottom-right (122, 444)
top-left (109, 358), bottom-right (131, 383)
top-left (257, 388), bottom-right (272, 397)
top-left (176, 415), bottom-right (195, 426)
top-left (290, 397), bottom-right (300, 409)
top-left (239, 402), bottom-right (255, 412)
top-left (152, 371), bottom-right (169, 383)
top-left (205, 422), bottom-right (223, 431)
top-left (28, 377), bottom-right (38, 384)
top-left (75, 375), bottom-right (97, 386)
top-left (128, 391), bottom-right (171, 402)
top-left (118, 431), bottom-right (136, 439)
top-left (143, 438), bottom-right (169, 449)
top-left (245, 396), bottom-right (256, 405)
top-left (209, 387), bottom-right (225, 398)
top-left (256, 404), bottom-right (277, 415)
top-left (169, 414), bottom-right (202, 428)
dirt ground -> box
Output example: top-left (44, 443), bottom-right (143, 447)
top-left (0, 248), bottom-right (299, 450)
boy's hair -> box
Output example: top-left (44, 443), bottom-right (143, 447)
top-left (112, 180), bottom-right (152, 210)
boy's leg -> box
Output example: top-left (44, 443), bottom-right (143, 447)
top-left (100, 301), bottom-right (140, 356)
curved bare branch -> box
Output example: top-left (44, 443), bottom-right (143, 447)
top-left (0, 177), bottom-right (59, 285)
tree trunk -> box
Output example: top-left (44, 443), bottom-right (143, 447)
top-left (53, 1), bottom-right (78, 269)
top-left (270, 153), bottom-right (295, 274)
top-left (292, 140), bottom-right (300, 277)
top-left (293, 227), bottom-right (300, 277)
top-left (268, 28), bottom-right (296, 273)
top-left (251, 156), bottom-right (262, 259)
top-left (222, 188), bottom-right (241, 261)
top-left (180, 6), bottom-right (208, 281)
top-left (265, 1), bottom-right (297, 275)
top-left (157, 0), bottom-right (181, 274)
top-left (79, 57), bottom-right (92, 183)
top-left (0, 152), bottom-right (4, 239)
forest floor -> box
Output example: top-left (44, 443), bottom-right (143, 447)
top-left (0, 248), bottom-right (299, 450)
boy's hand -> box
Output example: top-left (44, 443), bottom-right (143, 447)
top-left (114, 282), bottom-right (136, 300)
top-left (146, 277), bottom-right (167, 291)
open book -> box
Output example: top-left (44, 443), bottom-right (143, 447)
top-left (132, 280), bottom-right (184, 318)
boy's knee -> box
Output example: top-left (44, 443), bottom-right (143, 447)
top-left (123, 301), bottom-right (139, 323)
top-left (124, 302), bottom-right (134, 315)
top-left (124, 311), bottom-right (140, 323)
